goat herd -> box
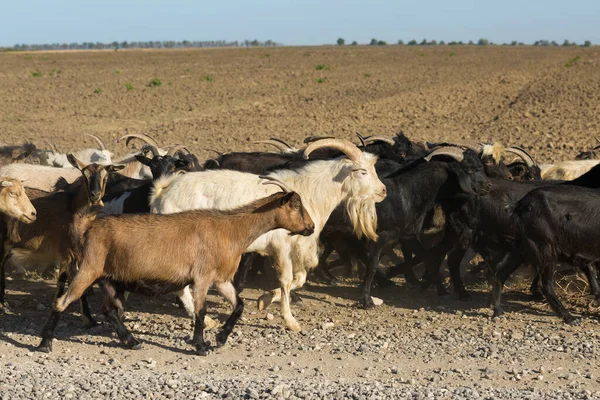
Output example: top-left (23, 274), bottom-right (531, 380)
top-left (0, 132), bottom-right (599, 356)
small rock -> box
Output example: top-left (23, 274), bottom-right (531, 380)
top-left (371, 297), bottom-right (384, 306)
top-left (266, 313), bottom-right (274, 321)
top-left (36, 303), bottom-right (46, 311)
top-left (322, 322), bottom-right (334, 330)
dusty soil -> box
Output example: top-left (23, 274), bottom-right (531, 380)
top-left (2, 46), bottom-right (600, 398)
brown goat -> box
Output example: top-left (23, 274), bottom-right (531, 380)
top-left (0, 155), bottom-right (123, 309)
top-left (38, 189), bottom-right (315, 355)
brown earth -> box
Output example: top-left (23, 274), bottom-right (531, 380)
top-left (1, 46), bottom-right (600, 398)
top-left (1, 46), bottom-right (599, 162)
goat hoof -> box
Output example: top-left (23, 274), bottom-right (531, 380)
top-left (124, 338), bottom-right (142, 350)
top-left (491, 311), bottom-right (504, 321)
top-left (196, 348), bottom-right (209, 356)
top-left (284, 319), bottom-right (302, 332)
top-left (565, 317), bottom-right (580, 326)
top-left (216, 332), bottom-right (228, 348)
top-left (257, 293), bottom-right (273, 311)
top-left (361, 298), bottom-right (376, 309)
top-left (195, 343), bottom-right (210, 356)
top-left (37, 339), bottom-right (52, 353)
top-left (290, 292), bottom-right (304, 306)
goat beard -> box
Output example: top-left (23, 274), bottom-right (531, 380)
top-left (346, 195), bottom-right (378, 242)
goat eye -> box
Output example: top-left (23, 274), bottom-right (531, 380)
top-left (9, 192), bottom-right (17, 197)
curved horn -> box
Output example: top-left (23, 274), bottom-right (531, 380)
top-left (168, 144), bottom-right (192, 156)
top-left (504, 146), bottom-right (536, 167)
top-left (303, 135), bottom-right (336, 144)
top-left (363, 135), bottom-right (395, 146)
top-left (116, 133), bottom-right (159, 149)
top-left (254, 140), bottom-right (288, 152)
top-left (424, 146), bottom-right (465, 162)
top-left (140, 145), bottom-right (160, 158)
top-left (202, 148), bottom-right (223, 156)
top-left (259, 175), bottom-right (293, 193)
top-left (458, 141), bottom-right (484, 153)
top-left (43, 139), bottom-right (59, 154)
top-left (355, 133), bottom-right (367, 147)
top-left (426, 141), bottom-right (482, 153)
top-left (268, 138), bottom-right (294, 149)
top-left (83, 134), bottom-right (106, 150)
top-left (303, 138), bottom-right (362, 163)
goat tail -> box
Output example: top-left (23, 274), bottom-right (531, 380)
top-left (69, 204), bottom-right (103, 260)
top-left (149, 173), bottom-right (182, 206)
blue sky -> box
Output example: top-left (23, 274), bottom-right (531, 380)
top-left (2, 0), bottom-right (599, 46)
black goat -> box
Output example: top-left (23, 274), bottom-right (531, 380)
top-left (359, 147), bottom-right (491, 308)
top-left (486, 165), bottom-right (600, 321)
top-left (0, 142), bottom-right (48, 166)
top-left (506, 185), bottom-right (600, 324)
top-left (103, 147), bottom-right (198, 215)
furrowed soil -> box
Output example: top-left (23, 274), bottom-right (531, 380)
top-left (1, 46), bottom-right (600, 399)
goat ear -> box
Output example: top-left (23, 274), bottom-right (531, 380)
top-left (67, 154), bottom-right (87, 170)
top-left (280, 191), bottom-right (296, 205)
top-left (134, 155), bottom-right (152, 166)
top-left (174, 159), bottom-right (190, 169)
top-left (107, 164), bottom-right (126, 172)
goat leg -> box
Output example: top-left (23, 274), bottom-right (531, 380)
top-left (0, 257), bottom-right (6, 306)
top-left (192, 304), bottom-right (209, 355)
top-left (101, 281), bottom-right (140, 349)
top-left (447, 247), bottom-right (471, 301)
top-left (79, 289), bottom-right (98, 328)
top-left (538, 264), bottom-right (578, 325)
top-left (233, 254), bottom-right (254, 293)
top-left (191, 280), bottom-right (211, 354)
top-left (581, 262), bottom-right (600, 301)
top-left (312, 242), bottom-right (340, 285)
top-left (38, 272), bottom-right (69, 352)
top-left (491, 251), bottom-right (522, 320)
top-left (529, 274), bottom-right (544, 301)
top-left (360, 241), bottom-right (387, 309)
top-left (406, 238), bottom-right (449, 296)
top-left (215, 282), bottom-right (244, 347)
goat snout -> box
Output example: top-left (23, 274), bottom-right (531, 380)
top-left (302, 223), bottom-right (315, 236)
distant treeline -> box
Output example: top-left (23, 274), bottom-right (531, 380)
top-left (338, 38), bottom-right (593, 47)
top-left (2, 38), bottom-right (594, 52)
top-left (3, 39), bottom-right (279, 52)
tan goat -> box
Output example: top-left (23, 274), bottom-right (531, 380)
top-left (0, 155), bottom-right (123, 312)
top-left (0, 178), bottom-right (37, 306)
top-left (38, 185), bottom-right (315, 355)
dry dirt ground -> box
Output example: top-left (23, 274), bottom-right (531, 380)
top-left (1, 46), bottom-right (600, 398)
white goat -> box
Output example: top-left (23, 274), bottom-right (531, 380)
top-left (150, 138), bottom-right (386, 331)
top-left (46, 134), bottom-right (113, 167)
top-left (0, 164), bottom-right (81, 192)
top-left (540, 160), bottom-right (600, 180)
